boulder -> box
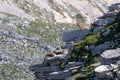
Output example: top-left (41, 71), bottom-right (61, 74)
top-left (95, 65), bottom-right (113, 79)
top-left (44, 45), bottom-right (56, 52)
top-left (93, 26), bottom-right (104, 34)
top-left (91, 42), bottom-right (111, 56)
top-left (117, 70), bottom-right (120, 79)
top-left (100, 48), bottom-right (120, 64)
top-left (64, 42), bottom-right (74, 49)
top-left (103, 29), bottom-right (111, 36)
top-left (95, 18), bottom-right (115, 26)
top-left (62, 29), bottom-right (90, 42)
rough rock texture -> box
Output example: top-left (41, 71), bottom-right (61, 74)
top-left (30, 43), bottom-right (84, 80)
top-left (0, 0), bottom-right (120, 23)
top-left (100, 48), bottom-right (120, 64)
top-left (95, 48), bottom-right (120, 80)
top-left (0, 0), bottom-right (119, 80)
top-left (62, 29), bottom-right (90, 42)
top-left (91, 41), bottom-right (111, 56)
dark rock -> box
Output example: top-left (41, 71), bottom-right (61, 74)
top-left (62, 29), bottom-right (90, 42)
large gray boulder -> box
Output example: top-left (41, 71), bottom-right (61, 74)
top-left (100, 48), bottom-right (120, 64)
top-left (95, 18), bottom-right (115, 26)
top-left (103, 29), bottom-right (111, 36)
top-left (95, 64), bottom-right (119, 80)
top-left (93, 26), bottom-right (104, 34)
top-left (62, 29), bottom-right (90, 42)
top-left (95, 65), bottom-right (113, 79)
top-left (91, 41), bottom-right (111, 56)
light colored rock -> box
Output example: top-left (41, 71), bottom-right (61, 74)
top-left (64, 42), bottom-right (74, 49)
top-left (95, 65), bottom-right (112, 73)
top-left (65, 62), bottom-right (84, 68)
top-left (44, 45), bottom-right (56, 52)
top-left (48, 70), bottom-right (71, 80)
top-left (95, 64), bottom-right (118, 79)
top-left (0, 1), bottom-right (35, 21)
top-left (100, 48), bottom-right (120, 64)
top-left (44, 54), bottom-right (65, 61)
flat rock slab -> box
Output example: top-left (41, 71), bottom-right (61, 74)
top-left (62, 29), bottom-right (90, 42)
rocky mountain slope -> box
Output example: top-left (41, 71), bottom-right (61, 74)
top-left (30, 9), bottom-right (120, 80)
top-left (0, 0), bottom-right (120, 80)
top-left (0, 0), bottom-right (120, 23)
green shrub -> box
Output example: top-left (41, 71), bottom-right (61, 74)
top-left (93, 57), bottom-right (99, 63)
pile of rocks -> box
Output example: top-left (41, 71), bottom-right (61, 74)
top-left (95, 48), bottom-right (120, 80)
top-left (29, 43), bottom-right (84, 80)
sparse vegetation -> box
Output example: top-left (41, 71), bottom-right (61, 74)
top-left (72, 66), bottom-right (96, 80)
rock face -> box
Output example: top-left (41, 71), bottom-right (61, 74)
top-left (30, 44), bottom-right (83, 80)
top-left (0, 0), bottom-right (120, 24)
top-left (62, 29), bottom-right (90, 42)
top-left (100, 48), bottom-right (120, 65)
top-left (0, 0), bottom-right (119, 80)
top-left (95, 48), bottom-right (120, 80)
top-left (91, 42), bottom-right (111, 56)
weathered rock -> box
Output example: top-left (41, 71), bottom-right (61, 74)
top-left (95, 64), bottom-right (118, 79)
top-left (62, 29), bottom-right (90, 42)
top-left (65, 62), bottom-right (84, 68)
top-left (95, 18), bottom-right (115, 26)
top-left (95, 48), bottom-right (120, 80)
top-left (100, 12), bottom-right (117, 19)
top-left (64, 42), bottom-right (74, 49)
top-left (117, 70), bottom-right (120, 79)
top-left (47, 70), bottom-right (72, 80)
top-left (91, 42), bottom-right (111, 56)
top-left (100, 48), bottom-right (120, 64)
top-left (44, 54), bottom-right (65, 62)
top-left (109, 3), bottom-right (120, 11)
top-left (44, 45), bottom-right (56, 52)
top-left (93, 26), bottom-right (104, 34)
top-left (103, 29), bottom-right (111, 36)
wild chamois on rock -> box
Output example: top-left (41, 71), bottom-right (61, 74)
top-left (77, 23), bottom-right (89, 30)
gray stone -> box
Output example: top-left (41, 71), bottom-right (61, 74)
top-left (95, 64), bottom-right (118, 79)
top-left (44, 54), bottom-right (65, 62)
top-left (91, 42), bottom-right (111, 56)
top-left (101, 12), bottom-right (116, 18)
top-left (62, 29), bottom-right (90, 42)
top-left (100, 48), bottom-right (120, 64)
top-left (44, 45), bottom-right (56, 52)
top-left (93, 26), bottom-right (104, 34)
top-left (64, 42), bottom-right (74, 49)
top-left (95, 18), bottom-right (115, 26)
top-left (117, 70), bottom-right (120, 79)
top-left (103, 29), bottom-right (111, 36)
top-left (114, 33), bottom-right (120, 39)
top-left (48, 70), bottom-right (71, 80)
top-left (65, 62), bottom-right (84, 68)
